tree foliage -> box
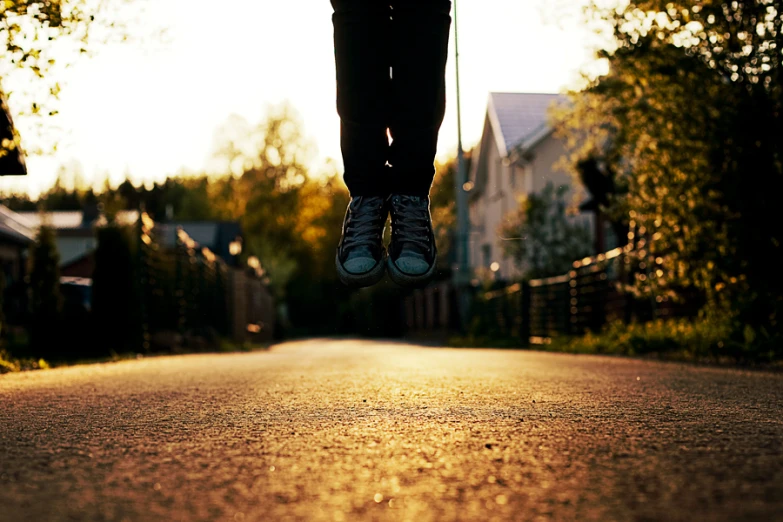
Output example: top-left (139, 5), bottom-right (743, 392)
top-left (556, 0), bottom-right (782, 345)
top-left (429, 154), bottom-right (466, 271)
top-left (1, 0), bottom-right (145, 154)
top-left (499, 182), bottom-right (593, 279)
top-left (2, 101), bottom-right (460, 338)
top-left (91, 222), bottom-right (140, 352)
top-left (27, 225), bottom-right (62, 356)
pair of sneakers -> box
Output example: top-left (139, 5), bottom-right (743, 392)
top-left (336, 194), bottom-right (437, 288)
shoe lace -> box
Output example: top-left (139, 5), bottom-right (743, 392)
top-left (343, 199), bottom-right (384, 250)
top-left (392, 197), bottom-right (431, 253)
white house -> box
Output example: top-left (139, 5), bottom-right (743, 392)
top-left (16, 210), bottom-right (139, 274)
top-left (467, 92), bottom-right (593, 281)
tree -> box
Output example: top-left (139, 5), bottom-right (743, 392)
top-left (92, 222), bottom-right (140, 353)
top-left (42, 171), bottom-right (83, 210)
top-left (293, 169), bottom-right (350, 281)
top-left (556, 1), bottom-right (782, 347)
top-left (177, 177), bottom-right (215, 221)
top-left (499, 182), bottom-right (593, 279)
top-left (1, 0), bottom-right (145, 156)
top-left (27, 225), bottom-right (63, 357)
top-left (429, 153), bottom-right (470, 271)
top-left (208, 103), bottom-right (315, 295)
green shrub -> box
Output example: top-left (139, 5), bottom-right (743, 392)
top-left (0, 350), bottom-right (49, 373)
top-left (551, 314), bottom-right (781, 364)
top-left (0, 351), bottom-right (17, 373)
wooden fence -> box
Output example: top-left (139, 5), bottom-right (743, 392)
top-left (138, 213), bottom-right (274, 349)
top-left (404, 245), bottom-right (696, 344)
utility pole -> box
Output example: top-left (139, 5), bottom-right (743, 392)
top-left (452, 0), bottom-right (471, 328)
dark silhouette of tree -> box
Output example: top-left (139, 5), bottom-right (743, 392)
top-left (117, 179), bottom-right (140, 211)
top-left (27, 226), bottom-right (63, 357)
top-left (42, 174), bottom-right (82, 211)
top-left (92, 223), bottom-right (141, 354)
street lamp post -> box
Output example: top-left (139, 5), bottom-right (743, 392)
top-left (452, 0), bottom-right (471, 329)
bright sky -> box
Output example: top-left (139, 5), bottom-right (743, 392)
top-left (1, 0), bottom-right (598, 197)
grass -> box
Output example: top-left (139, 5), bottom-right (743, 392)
top-left (0, 350), bottom-right (50, 374)
top-left (449, 317), bottom-right (783, 369)
top-left (0, 340), bottom-right (272, 374)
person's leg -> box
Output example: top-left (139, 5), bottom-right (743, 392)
top-left (331, 0), bottom-right (391, 197)
top-left (385, 0), bottom-right (451, 286)
top-left (388, 0), bottom-right (452, 196)
top-left (332, 0), bottom-right (392, 287)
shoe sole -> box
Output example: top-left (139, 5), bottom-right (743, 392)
top-left (386, 256), bottom-right (437, 288)
top-left (336, 252), bottom-right (387, 288)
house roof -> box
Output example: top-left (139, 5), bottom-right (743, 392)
top-left (487, 92), bottom-right (566, 157)
top-left (1, 91), bottom-right (27, 176)
top-left (156, 221), bottom-right (243, 263)
top-left (470, 93), bottom-right (567, 198)
top-left (16, 210), bottom-right (139, 230)
top-left (0, 205), bottom-right (35, 245)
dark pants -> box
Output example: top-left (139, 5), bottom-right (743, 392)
top-left (331, 0), bottom-right (452, 197)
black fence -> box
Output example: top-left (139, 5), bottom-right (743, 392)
top-left (405, 246), bottom-right (698, 344)
top-left (139, 213), bottom-right (276, 350)
top-left (136, 214), bottom-right (228, 350)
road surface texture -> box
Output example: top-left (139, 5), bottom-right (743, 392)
top-left (1, 340), bottom-right (782, 522)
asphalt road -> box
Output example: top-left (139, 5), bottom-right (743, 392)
top-left (1, 340), bottom-right (782, 522)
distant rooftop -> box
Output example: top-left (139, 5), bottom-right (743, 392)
top-left (488, 92), bottom-right (567, 156)
top-left (9, 210), bottom-right (243, 267)
top-left (156, 221), bottom-right (242, 265)
top-left (0, 205), bottom-right (36, 244)
top-left (16, 210), bottom-right (139, 230)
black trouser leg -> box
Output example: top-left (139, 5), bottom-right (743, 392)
top-left (332, 0), bottom-right (391, 197)
top-left (388, 0), bottom-right (452, 196)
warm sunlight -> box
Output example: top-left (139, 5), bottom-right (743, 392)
top-left (3, 3), bottom-right (782, 520)
top-left (1, 0), bottom-right (595, 196)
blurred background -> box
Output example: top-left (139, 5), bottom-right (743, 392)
top-left (1, 0), bottom-right (780, 369)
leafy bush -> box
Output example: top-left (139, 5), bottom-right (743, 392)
top-left (557, 0), bottom-right (783, 348)
top-left (499, 182), bottom-right (593, 279)
top-left (0, 350), bottom-right (49, 373)
top-left (552, 315), bottom-right (781, 364)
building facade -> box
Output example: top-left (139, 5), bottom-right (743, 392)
top-left (467, 92), bottom-right (595, 282)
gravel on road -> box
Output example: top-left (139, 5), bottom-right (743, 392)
top-left (1, 340), bottom-right (782, 522)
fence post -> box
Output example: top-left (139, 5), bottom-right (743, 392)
top-left (175, 227), bottom-right (185, 335)
top-left (520, 281), bottom-right (531, 347)
top-left (136, 212), bottom-right (150, 352)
